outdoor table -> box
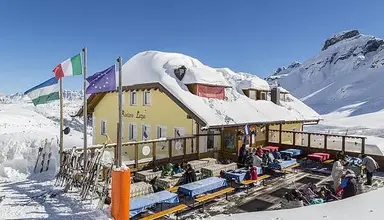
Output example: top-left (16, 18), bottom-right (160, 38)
top-left (177, 177), bottom-right (227, 197)
top-left (224, 167), bottom-right (263, 183)
top-left (130, 190), bottom-right (179, 218)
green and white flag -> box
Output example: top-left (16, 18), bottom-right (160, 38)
top-left (24, 77), bottom-right (59, 106)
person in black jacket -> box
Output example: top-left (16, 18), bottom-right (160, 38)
top-left (238, 144), bottom-right (247, 165)
top-left (184, 164), bottom-right (197, 184)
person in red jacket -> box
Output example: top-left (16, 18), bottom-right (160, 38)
top-left (249, 165), bottom-right (258, 180)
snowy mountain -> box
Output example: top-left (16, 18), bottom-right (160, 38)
top-left (0, 90), bottom-right (84, 104)
top-left (266, 30), bottom-right (384, 117)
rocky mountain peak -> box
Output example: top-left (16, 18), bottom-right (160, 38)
top-left (322, 30), bottom-right (360, 51)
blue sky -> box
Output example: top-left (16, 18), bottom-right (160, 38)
top-left (1, 0), bottom-right (384, 94)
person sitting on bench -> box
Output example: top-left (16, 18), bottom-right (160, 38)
top-left (173, 163), bottom-right (182, 174)
top-left (184, 164), bottom-right (197, 184)
top-left (256, 147), bottom-right (264, 158)
top-left (162, 163), bottom-right (174, 177)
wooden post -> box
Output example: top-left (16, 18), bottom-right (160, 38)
top-left (196, 123), bottom-right (200, 159)
top-left (220, 127), bottom-right (224, 160)
top-left (152, 142), bottom-right (157, 167)
top-left (324, 135), bottom-right (328, 151)
top-left (82, 47), bottom-right (88, 169)
top-left (362, 138), bottom-right (366, 154)
top-left (279, 124), bottom-right (282, 145)
top-left (169, 140), bottom-right (172, 161)
top-left (59, 79), bottom-right (64, 165)
top-left (342, 136), bottom-right (346, 152)
top-left (135, 144), bottom-right (139, 168)
top-left (265, 125), bottom-right (269, 143)
top-left (117, 56), bottom-right (123, 167)
top-left (292, 132), bottom-right (296, 146)
top-left (183, 138), bottom-right (187, 159)
top-left (307, 134), bottom-right (311, 148)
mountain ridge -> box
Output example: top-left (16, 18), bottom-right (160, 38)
top-left (266, 30), bottom-right (384, 117)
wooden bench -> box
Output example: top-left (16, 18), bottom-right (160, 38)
top-left (241, 174), bottom-right (271, 194)
top-left (324, 159), bottom-right (334, 164)
top-left (140, 204), bottom-right (188, 220)
top-left (195, 187), bottom-right (235, 211)
top-left (167, 186), bottom-right (179, 193)
top-left (282, 163), bottom-right (300, 176)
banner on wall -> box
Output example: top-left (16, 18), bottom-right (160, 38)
top-left (196, 84), bottom-right (225, 99)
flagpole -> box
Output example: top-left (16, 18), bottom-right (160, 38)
top-left (82, 47), bottom-right (88, 169)
top-left (59, 78), bottom-right (64, 165)
top-left (117, 56), bottom-right (123, 167)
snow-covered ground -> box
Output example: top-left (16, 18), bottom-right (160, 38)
top-left (0, 98), bottom-right (106, 219)
top-left (210, 185), bottom-right (384, 220)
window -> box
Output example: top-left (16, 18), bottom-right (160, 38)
top-left (249, 90), bottom-right (256, 100)
top-left (130, 90), bottom-right (137, 105)
top-left (157, 126), bottom-right (167, 139)
top-left (143, 90), bottom-right (151, 106)
top-left (260, 92), bottom-right (267, 100)
top-left (100, 120), bottom-right (107, 135)
top-left (128, 123), bottom-right (137, 141)
top-left (142, 125), bottom-right (151, 141)
top-left (207, 130), bottom-right (215, 150)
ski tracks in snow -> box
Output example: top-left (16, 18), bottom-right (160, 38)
top-left (0, 177), bottom-right (110, 220)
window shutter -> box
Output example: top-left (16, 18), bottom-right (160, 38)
top-left (157, 126), bottom-right (160, 139)
top-left (133, 124), bottom-right (137, 140)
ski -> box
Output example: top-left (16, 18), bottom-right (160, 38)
top-left (97, 162), bottom-right (113, 209)
top-left (40, 139), bottom-right (49, 173)
top-left (45, 138), bottom-right (54, 172)
top-left (33, 145), bottom-right (44, 173)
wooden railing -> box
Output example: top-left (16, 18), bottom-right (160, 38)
top-left (69, 134), bottom-right (221, 171)
top-left (268, 129), bottom-right (369, 155)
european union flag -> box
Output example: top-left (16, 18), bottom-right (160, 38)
top-left (86, 65), bottom-right (116, 94)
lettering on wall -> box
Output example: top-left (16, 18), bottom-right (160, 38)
top-left (122, 110), bottom-right (146, 120)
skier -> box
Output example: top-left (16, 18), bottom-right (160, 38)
top-left (360, 154), bottom-right (379, 185)
top-left (336, 170), bottom-right (358, 199)
top-left (331, 154), bottom-right (345, 190)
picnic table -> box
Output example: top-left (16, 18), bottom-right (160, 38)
top-left (130, 190), bottom-right (179, 218)
top-left (177, 177), bottom-right (227, 197)
top-left (224, 167), bottom-right (263, 183)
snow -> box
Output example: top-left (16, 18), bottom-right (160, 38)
top-left (217, 68), bottom-right (270, 91)
top-left (210, 186), bottom-right (384, 220)
top-left (121, 51), bottom-right (320, 127)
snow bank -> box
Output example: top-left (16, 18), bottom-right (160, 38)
top-left (211, 186), bottom-right (384, 220)
top-left (0, 102), bottom-right (87, 181)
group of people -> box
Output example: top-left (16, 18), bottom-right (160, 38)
top-left (331, 151), bottom-right (379, 199)
top-left (160, 162), bottom-right (198, 185)
top-left (238, 144), bottom-right (279, 169)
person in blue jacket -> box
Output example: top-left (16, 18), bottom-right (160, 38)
top-left (336, 170), bottom-right (358, 199)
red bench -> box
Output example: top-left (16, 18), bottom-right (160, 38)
top-left (262, 146), bottom-right (279, 152)
top-left (307, 152), bottom-right (331, 162)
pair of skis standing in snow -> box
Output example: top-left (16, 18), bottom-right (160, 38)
top-left (54, 135), bottom-right (113, 209)
top-left (34, 138), bottom-right (55, 173)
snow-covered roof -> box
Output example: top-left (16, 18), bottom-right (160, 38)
top-left (218, 68), bottom-right (270, 91)
top-left (182, 66), bottom-right (230, 87)
top-left (120, 51), bottom-right (320, 127)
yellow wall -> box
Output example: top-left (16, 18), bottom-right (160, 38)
top-left (93, 89), bottom-right (195, 161)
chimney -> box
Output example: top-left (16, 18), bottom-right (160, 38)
top-left (271, 87), bottom-right (280, 105)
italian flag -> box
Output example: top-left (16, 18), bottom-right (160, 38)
top-left (53, 53), bottom-right (82, 79)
